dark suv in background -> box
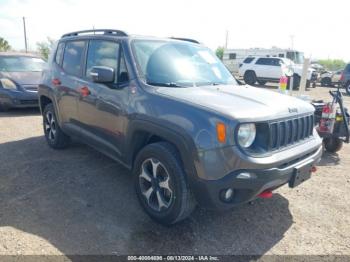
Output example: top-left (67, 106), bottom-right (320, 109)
top-left (39, 29), bottom-right (322, 225)
top-left (341, 63), bottom-right (350, 95)
top-left (0, 52), bottom-right (46, 111)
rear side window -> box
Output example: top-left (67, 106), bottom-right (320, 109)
top-left (62, 41), bottom-right (85, 76)
top-left (256, 58), bottom-right (272, 65)
top-left (243, 57), bottom-right (254, 64)
top-left (85, 40), bottom-right (119, 80)
top-left (55, 42), bottom-right (65, 65)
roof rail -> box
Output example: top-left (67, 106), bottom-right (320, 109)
top-left (170, 37), bottom-right (200, 44)
top-left (61, 29), bottom-right (128, 38)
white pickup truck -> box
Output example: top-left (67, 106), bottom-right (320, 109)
top-left (238, 57), bottom-right (317, 89)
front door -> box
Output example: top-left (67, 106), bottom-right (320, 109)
top-left (77, 39), bottom-right (129, 160)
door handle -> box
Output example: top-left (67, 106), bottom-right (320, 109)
top-left (51, 78), bottom-right (61, 86)
top-left (78, 86), bottom-right (91, 97)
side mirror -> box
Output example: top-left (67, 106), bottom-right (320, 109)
top-left (90, 66), bottom-right (115, 83)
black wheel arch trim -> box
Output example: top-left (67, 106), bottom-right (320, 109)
top-left (38, 85), bottom-right (62, 125)
top-left (126, 119), bottom-right (200, 190)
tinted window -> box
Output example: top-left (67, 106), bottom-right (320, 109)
top-left (229, 53), bottom-right (236, 60)
top-left (345, 64), bottom-right (350, 73)
top-left (243, 57), bottom-right (254, 63)
top-left (256, 58), bottom-right (272, 65)
top-left (86, 40), bottom-right (119, 79)
top-left (62, 41), bottom-right (85, 76)
top-left (55, 42), bottom-right (65, 65)
top-left (271, 58), bottom-right (281, 66)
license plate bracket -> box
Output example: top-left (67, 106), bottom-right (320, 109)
top-left (289, 161), bottom-right (313, 188)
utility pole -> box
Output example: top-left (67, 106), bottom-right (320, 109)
top-left (23, 17), bottom-right (28, 53)
top-left (225, 30), bottom-right (229, 49)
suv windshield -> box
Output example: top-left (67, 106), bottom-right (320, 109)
top-left (132, 40), bottom-right (237, 87)
top-left (0, 56), bottom-right (46, 72)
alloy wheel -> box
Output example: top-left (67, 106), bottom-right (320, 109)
top-left (44, 111), bottom-right (56, 141)
top-left (139, 158), bottom-right (173, 212)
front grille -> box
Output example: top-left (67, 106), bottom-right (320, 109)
top-left (268, 114), bottom-right (314, 151)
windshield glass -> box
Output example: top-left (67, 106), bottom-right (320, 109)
top-left (132, 40), bottom-right (237, 87)
top-left (0, 56), bottom-right (46, 72)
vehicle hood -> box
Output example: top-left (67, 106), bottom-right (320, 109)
top-left (0, 71), bottom-right (42, 86)
top-left (155, 84), bottom-right (315, 121)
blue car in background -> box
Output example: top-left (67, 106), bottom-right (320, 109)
top-left (0, 52), bottom-right (46, 111)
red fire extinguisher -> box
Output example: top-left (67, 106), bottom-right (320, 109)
top-left (319, 102), bottom-right (336, 134)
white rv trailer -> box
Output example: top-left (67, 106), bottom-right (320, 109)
top-left (223, 48), bottom-right (304, 75)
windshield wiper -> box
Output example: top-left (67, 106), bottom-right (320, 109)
top-left (146, 81), bottom-right (184, 88)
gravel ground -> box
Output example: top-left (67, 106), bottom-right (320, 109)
top-left (0, 85), bottom-right (349, 256)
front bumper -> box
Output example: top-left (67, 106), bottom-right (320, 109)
top-left (0, 90), bottom-right (39, 109)
top-left (191, 139), bottom-right (323, 210)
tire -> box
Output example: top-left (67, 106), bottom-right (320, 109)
top-left (312, 82), bottom-right (316, 88)
top-left (306, 80), bottom-right (311, 88)
top-left (293, 75), bottom-right (301, 90)
top-left (133, 142), bottom-right (196, 225)
top-left (243, 71), bottom-right (257, 85)
top-left (346, 82), bottom-right (350, 96)
top-left (257, 80), bottom-right (267, 85)
top-left (321, 77), bottom-right (331, 87)
top-left (43, 103), bottom-right (70, 149)
top-left (323, 137), bottom-right (343, 153)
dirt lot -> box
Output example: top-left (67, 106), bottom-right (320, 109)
top-left (0, 85), bottom-right (349, 256)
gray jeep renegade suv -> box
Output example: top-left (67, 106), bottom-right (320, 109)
top-left (39, 29), bottom-right (322, 225)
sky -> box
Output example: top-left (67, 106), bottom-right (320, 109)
top-left (0, 0), bottom-right (349, 61)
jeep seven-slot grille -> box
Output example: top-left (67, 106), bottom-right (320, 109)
top-left (268, 114), bottom-right (314, 150)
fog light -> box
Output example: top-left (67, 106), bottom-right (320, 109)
top-left (220, 188), bottom-right (234, 202)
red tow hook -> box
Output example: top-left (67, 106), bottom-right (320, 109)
top-left (311, 166), bottom-right (317, 173)
top-left (258, 190), bottom-right (273, 199)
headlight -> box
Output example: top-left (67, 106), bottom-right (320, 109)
top-left (0, 78), bottom-right (17, 90)
top-left (237, 123), bottom-right (256, 148)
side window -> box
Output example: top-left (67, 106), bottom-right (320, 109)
top-left (62, 41), bottom-right (85, 76)
top-left (229, 53), bottom-right (236, 60)
top-left (86, 40), bottom-right (119, 79)
top-left (118, 50), bottom-right (129, 83)
top-left (278, 53), bottom-right (285, 58)
top-left (243, 57), bottom-right (254, 64)
top-left (256, 58), bottom-right (271, 65)
top-left (271, 59), bottom-right (280, 66)
top-left (55, 42), bottom-right (65, 65)
top-left (345, 64), bottom-right (350, 73)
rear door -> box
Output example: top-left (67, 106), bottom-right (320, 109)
top-left (55, 40), bottom-right (86, 134)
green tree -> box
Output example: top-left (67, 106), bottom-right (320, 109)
top-left (0, 37), bottom-right (11, 52)
top-left (36, 37), bottom-right (55, 60)
top-left (318, 59), bottom-right (346, 71)
top-left (215, 46), bottom-right (224, 60)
